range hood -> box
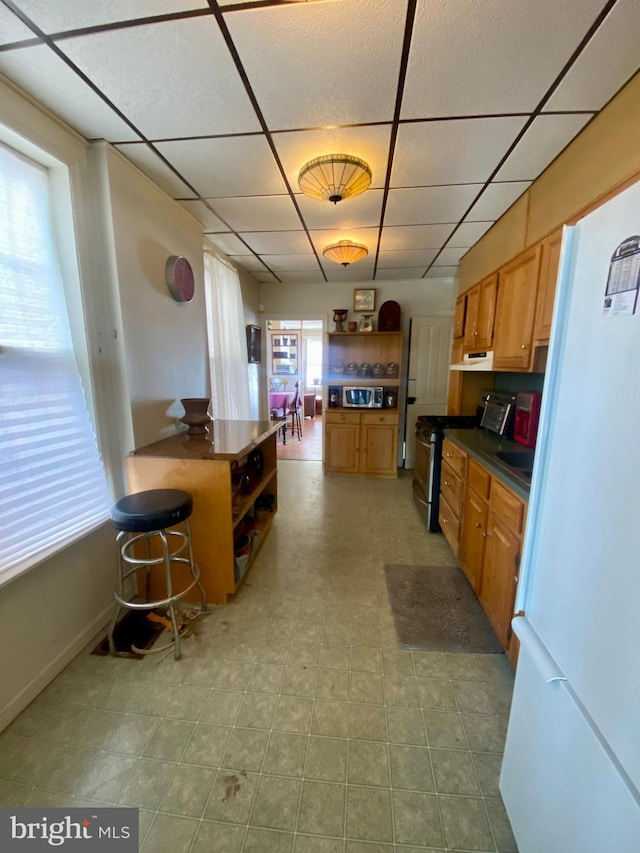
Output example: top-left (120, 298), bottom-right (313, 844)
top-left (450, 351), bottom-right (494, 371)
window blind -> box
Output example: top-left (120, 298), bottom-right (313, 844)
top-left (0, 142), bottom-right (110, 585)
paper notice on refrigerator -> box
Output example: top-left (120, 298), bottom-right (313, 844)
top-left (603, 235), bottom-right (640, 317)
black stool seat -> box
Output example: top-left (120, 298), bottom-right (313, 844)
top-left (111, 489), bottom-right (193, 533)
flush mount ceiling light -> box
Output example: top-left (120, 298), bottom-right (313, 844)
top-left (298, 154), bottom-right (372, 204)
top-left (323, 240), bottom-right (369, 267)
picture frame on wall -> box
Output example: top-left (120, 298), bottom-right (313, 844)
top-left (353, 288), bottom-right (376, 312)
top-left (246, 324), bottom-right (261, 363)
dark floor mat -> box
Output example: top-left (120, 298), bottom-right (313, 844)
top-left (384, 564), bottom-right (503, 653)
top-left (92, 610), bottom-right (165, 659)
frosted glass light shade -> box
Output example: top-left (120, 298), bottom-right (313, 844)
top-left (298, 154), bottom-right (372, 203)
top-left (323, 240), bottom-right (369, 267)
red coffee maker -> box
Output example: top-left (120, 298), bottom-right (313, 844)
top-left (514, 392), bottom-right (542, 448)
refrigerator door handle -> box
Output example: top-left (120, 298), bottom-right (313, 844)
top-left (512, 617), bottom-right (567, 684)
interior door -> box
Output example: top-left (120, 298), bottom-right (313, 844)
top-left (404, 315), bottom-right (453, 468)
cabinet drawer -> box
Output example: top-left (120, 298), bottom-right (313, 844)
top-left (490, 478), bottom-right (525, 533)
top-left (440, 461), bottom-right (464, 517)
top-left (439, 492), bottom-right (461, 556)
top-left (361, 412), bottom-right (398, 426)
top-left (325, 411), bottom-right (360, 425)
top-left (442, 437), bottom-right (467, 478)
top-left (467, 459), bottom-right (491, 499)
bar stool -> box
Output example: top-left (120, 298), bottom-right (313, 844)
top-left (108, 488), bottom-right (207, 660)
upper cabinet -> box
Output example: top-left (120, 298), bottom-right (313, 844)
top-left (464, 274), bottom-right (497, 353)
top-left (493, 245), bottom-right (542, 371)
top-left (533, 227), bottom-right (563, 344)
top-left (453, 294), bottom-right (466, 339)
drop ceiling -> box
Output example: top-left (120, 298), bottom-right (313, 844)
top-left (0, 0), bottom-right (638, 285)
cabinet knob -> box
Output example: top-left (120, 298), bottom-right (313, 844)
top-left (444, 480), bottom-right (451, 486)
top-left (442, 517), bottom-right (448, 524)
top-left (521, 344), bottom-right (529, 350)
top-left (475, 522), bottom-right (482, 529)
top-left (482, 532), bottom-right (488, 538)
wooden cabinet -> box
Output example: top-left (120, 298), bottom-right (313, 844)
top-left (453, 294), bottom-right (466, 338)
top-left (325, 410), bottom-right (398, 477)
top-left (438, 438), bottom-right (467, 555)
top-left (125, 421), bottom-right (280, 605)
top-left (324, 331), bottom-right (402, 478)
top-left (533, 227), bottom-right (563, 344)
top-left (493, 245), bottom-right (542, 370)
top-left (463, 274), bottom-right (497, 353)
top-left (459, 459), bottom-right (491, 593)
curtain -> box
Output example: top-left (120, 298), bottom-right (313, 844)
top-left (204, 251), bottom-right (251, 421)
top-left (0, 142), bottom-right (110, 584)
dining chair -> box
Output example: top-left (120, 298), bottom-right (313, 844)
top-left (287, 381), bottom-right (302, 441)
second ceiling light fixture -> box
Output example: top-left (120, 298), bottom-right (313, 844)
top-left (297, 153), bottom-right (372, 266)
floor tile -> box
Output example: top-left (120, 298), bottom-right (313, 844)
top-left (202, 769), bottom-right (258, 824)
top-left (281, 666), bottom-right (318, 698)
top-left (262, 731), bottom-right (308, 777)
top-left (143, 718), bottom-right (194, 761)
top-left (350, 672), bottom-right (383, 705)
top-left (386, 706), bottom-right (426, 746)
top-left (472, 751), bottom-right (503, 798)
top-left (317, 670), bottom-right (350, 702)
top-left (348, 741), bottom-right (390, 787)
top-left (438, 794), bottom-right (495, 851)
top-left (391, 789), bottom-right (444, 847)
top-left (305, 736), bottom-right (347, 782)
top-left (248, 663), bottom-right (286, 694)
top-left (76, 752), bottom-right (136, 801)
top-left (243, 827), bottom-right (294, 853)
top-left (349, 703), bottom-right (387, 742)
top-left (311, 700), bottom-right (349, 738)
top-left (140, 813), bottom-right (199, 853)
top-left (350, 646), bottom-right (382, 673)
top-left (346, 785), bottom-right (393, 843)
top-left (236, 692), bottom-right (278, 729)
top-left (294, 836), bottom-right (343, 853)
top-left (190, 819), bottom-right (245, 853)
top-left (389, 744), bottom-right (435, 792)
top-left (222, 727), bottom-right (269, 772)
top-left (297, 780), bottom-right (345, 837)
top-left (116, 758), bottom-right (175, 809)
top-left (250, 774), bottom-right (301, 831)
top-left (273, 695), bottom-right (313, 734)
top-left (182, 723), bottom-right (231, 767)
top-left (159, 763), bottom-right (217, 817)
top-left (431, 748), bottom-right (482, 796)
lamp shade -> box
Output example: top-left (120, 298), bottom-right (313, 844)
top-left (323, 240), bottom-right (369, 267)
top-left (298, 154), bottom-right (372, 204)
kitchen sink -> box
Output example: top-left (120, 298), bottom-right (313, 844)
top-left (495, 450), bottom-right (535, 470)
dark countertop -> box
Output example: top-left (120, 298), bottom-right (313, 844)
top-left (130, 419), bottom-right (282, 462)
top-left (444, 428), bottom-right (532, 501)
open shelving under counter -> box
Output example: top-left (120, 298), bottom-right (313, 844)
top-left (125, 419), bottom-right (282, 605)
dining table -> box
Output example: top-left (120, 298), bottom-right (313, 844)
top-left (268, 391), bottom-right (294, 443)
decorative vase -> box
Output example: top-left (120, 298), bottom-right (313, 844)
top-left (332, 309), bottom-right (348, 332)
top-left (180, 398), bottom-right (211, 434)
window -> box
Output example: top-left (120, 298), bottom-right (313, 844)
top-left (0, 142), bottom-right (110, 586)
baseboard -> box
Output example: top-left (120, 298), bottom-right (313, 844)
top-left (0, 603), bottom-right (114, 733)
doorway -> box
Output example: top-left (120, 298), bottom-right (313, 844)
top-left (266, 318), bottom-right (324, 461)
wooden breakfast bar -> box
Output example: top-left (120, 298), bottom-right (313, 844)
top-left (125, 419), bottom-right (282, 605)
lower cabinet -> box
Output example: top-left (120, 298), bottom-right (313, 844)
top-left (439, 439), bottom-right (467, 556)
top-left (457, 456), bottom-right (527, 662)
top-left (325, 411), bottom-right (398, 477)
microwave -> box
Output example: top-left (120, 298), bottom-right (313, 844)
top-left (343, 386), bottom-right (383, 408)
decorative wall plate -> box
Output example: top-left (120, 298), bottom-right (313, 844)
top-left (166, 255), bottom-right (195, 303)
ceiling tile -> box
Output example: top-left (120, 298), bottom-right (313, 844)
top-left (155, 135), bottom-right (286, 198)
top-left (227, 255), bottom-right (271, 273)
top-left (445, 221), bottom-right (493, 248)
top-left (115, 143), bottom-right (196, 197)
top-left (392, 117), bottom-right (528, 186)
top-left (376, 250), bottom-right (438, 269)
top-left (11, 1), bottom-right (209, 32)
top-left (273, 125), bottom-right (392, 192)
top-left (433, 247), bottom-right (468, 266)
top-left (210, 196), bottom-right (301, 232)
top-left (403, 0), bottom-right (604, 117)
top-left (277, 271), bottom-right (326, 284)
top-left (296, 190), bottom-right (384, 230)
top-left (206, 233), bottom-right (254, 256)
top-left (424, 266), bottom-right (460, 279)
top-left (465, 181), bottom-right (531, 221)
top-left (240, 231), bottom-right (313, 255)
top-left (224, 0), bottom-right (406, 128)
top-left (252, 271), bottom-right (280, 283)
top-left (494, 114), bottom-right (591, 181)
top-left (0, 6), bottom-right (35, 43)
top-left (178, 200), bottom-right (229, 232)
top-left (374, 268), bottom-right (431, 282)
top-left (379, 224), bottom-right (454, 252)
top-left (384, 185), bottom-right (481, 226)
top-left (0, 44), bottom-right (140, 141)
top-left (324, 267), bottom-right (375, 283)
top-left (259, 254), bottom-right (322, 272)
top-left (59, 17), bottom-right (260, 138)
top-left (545, 0), bottom-right (640, 112)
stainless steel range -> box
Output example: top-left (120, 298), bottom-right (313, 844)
top-left (412, 414), bottom-right (480, 532)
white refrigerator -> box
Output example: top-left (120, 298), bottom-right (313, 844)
top-left (500, 180), bottom-right (640, 852)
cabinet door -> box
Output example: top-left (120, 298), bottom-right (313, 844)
top-left (454, 294), bottom-right (466, 338)
top-left (493, 245), bottom-right (542, 370)
top-left (325, 422), bottom-right (360, 473)
top-left (533, 228), bottom-right (563, 343)
top-left (480, 513), bottom-right (520, 649)
top-left (459, 487), bottom-right (489, 594)
top-left (439, 492), bottom-right (461, 557)
top-left (360, 419), bottom-right (398, 476)
top-left (463, 283), bottom-right (480, 352)
top-left (476, 274), bottom-right (498, 350)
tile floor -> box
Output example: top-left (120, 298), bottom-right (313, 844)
top-left (0, 461), bottom-right (517, 852)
